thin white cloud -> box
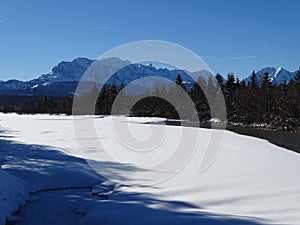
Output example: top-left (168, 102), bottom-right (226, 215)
top-left (201, 55), bottom-right (258, 61)
top-left (88, 27), bottom-right (111, 30)
top-left (200, 56), bottom-right (217, 59)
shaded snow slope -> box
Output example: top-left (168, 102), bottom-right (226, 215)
top-left (0, 169), bottom-right (28, 225)
top-left (0, 118), bottom-right (102, 225)
top-left (13, 188), bottom-right (96, 225)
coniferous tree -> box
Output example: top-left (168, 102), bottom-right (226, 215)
top-left (224, 73), bottom-right (237, 121)
top-left (189, 76), bottom-right (209, 121)
top-left (206, 75), bottom-right (217, 102)
top-left (258, 72), bottom-right (274, 124)
top-left (225, 73), bottom-right (236, 95)
top-left (236, 77), bottom-right (241, 91)
top-left (250, 70), bottom-right (258, 89)
top-left (294, 67), bottom-right (300, 83)
top-left (261, 72), bottom-right (271, 90)
top-left (240, 80), bottom-right (246, 88)
top-left (215, 73), bottom-right (224, 89)
top-left (175, 74), bottom-right (186, 91)
top-left (2, 65), bottom-right (300, 131)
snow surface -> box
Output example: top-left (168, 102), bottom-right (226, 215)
top-left (0, 113), bottom-right (300, 225)
top-left (13, 188), bottom-right (96, 225)
top-left (0, 169), bottom-right (27, 225)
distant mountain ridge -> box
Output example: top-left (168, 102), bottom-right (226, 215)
top-left (0, 57), bottom-right (211, 96)
top-left (244, 66), bottom-right (298, 85)
top-left (0, 57), bottom-right (298, 97)
top-left (35, 57), bottom-right (95, 83)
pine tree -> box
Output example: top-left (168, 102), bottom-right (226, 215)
top-left (189, 76), bottom-right (209, 121)
top-left (90, 83), bottom-right (99, 99)
top-left (175, 74), bottom-right (186, 91)
top-left (215, 73), bottom-right (224, 88)
top-left (294, 67), bottom-right (300, 83)
top-left (258, 72), bottom-right (274, 124)
top-left (236, 77), bottom-right (241, 90)
top-left (250, 70), bottom-right (258, 89)
top-left (261, 72), bottom-right (271, 90)
top-left (240, 80), bottom-right (246, 88)
top-left (190, 76), bottom-right (205, 100)
top-left (225, 73), bottom-right (236, 94)
top-left (175, 74), bottom-right (183, 85)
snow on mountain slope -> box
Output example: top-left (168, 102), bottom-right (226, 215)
top-left (0, 79), bottom-right (30, 90)
top-left (1, 57), bottom-right (298, 95)
top-left (0, 113), bottom-right (299, 225)
top-left (273, 67), bottom-right (296, 84)
top-left (244, 66), bottom-right (297, 85)
top-left (0, 57), bottom-right (211, 95)
top-left (36, 57), bottom-right (94, 82)
top-left (254, 67), bottom-right (276, 83)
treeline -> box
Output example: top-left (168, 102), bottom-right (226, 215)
top-left (127, 70), bottom-right (300, 131)
top-left (1, 69), bottom-right (300, 131)
top-left (215, 70), bottom-right (300, 131)
top-left (0, 96), bottom-right (73, 114)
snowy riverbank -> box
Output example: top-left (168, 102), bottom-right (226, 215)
top-left (0, 113), bottom-right (299, 225)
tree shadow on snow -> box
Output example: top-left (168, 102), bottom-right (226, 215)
top-left (0, 129), bottom-right (268, 225)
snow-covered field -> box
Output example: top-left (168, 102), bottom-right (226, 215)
top-left (0, 113), bottom-right (299, 225)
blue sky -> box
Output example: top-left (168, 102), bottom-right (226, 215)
top-left (0, 0), bottom-right (299, 81)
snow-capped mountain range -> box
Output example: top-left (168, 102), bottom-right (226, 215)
top-left (0, 57), bottom-right (298, 97)
top-left (0, 57), bottom-right (211, 96)
top-left (244, 66), bottom-right (298, 85)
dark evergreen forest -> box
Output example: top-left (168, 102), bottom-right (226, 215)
top-left (1, 69), bottom-right (300, 132)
